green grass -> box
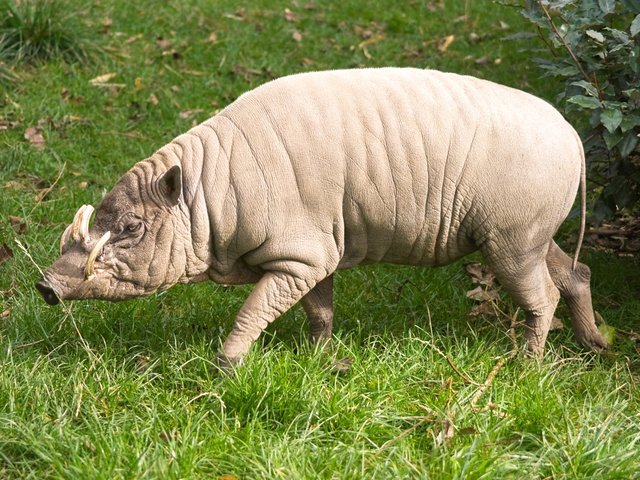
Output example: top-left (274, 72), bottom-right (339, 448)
top-left (0, 0), bottom-right (101, 64)
top-left (1, 0), bottom-right (640, 478)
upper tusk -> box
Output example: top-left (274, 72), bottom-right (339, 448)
top-left (79, 205), bottom-right (94, 244)
top-left (59, 223), bottom-right (74, 255)
top-left (84, 231), bottom-right (111, 280)
top-left (71, 205), bottom-right (88, 243)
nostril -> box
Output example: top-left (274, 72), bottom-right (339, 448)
top-left (35, 279), bottom-right (60, 306)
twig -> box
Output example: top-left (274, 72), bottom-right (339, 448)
top-left (446, 355), bottom-right (483, 386)
top-left (29, 160), bottom-right (66, 215)
top-left (470, 308), bottom-right (520, 412)
top-left (13, 239), bottom-right (94, 358)
top-left (537, 1), bottom-right (601, 97)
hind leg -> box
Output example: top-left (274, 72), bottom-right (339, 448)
top-left (300, 274), bottom-right (334, 344)
top-left (483, 242), bottom-right (560, 356)
top-left (546, 241), bottom-right (608, 350)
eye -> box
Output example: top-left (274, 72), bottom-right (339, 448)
top-left (125, 221), bottom-right (143, 234)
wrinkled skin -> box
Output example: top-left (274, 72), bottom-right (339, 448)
top-left (36, 68), bottom-right (608, 368)
top-left (37, 164), bottom-right (196, 302)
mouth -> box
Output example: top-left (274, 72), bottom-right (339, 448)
top-left (35, 278), bottom-right (61, 305)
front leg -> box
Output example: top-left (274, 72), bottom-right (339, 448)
top-left (217, 269), bottom-right (327, 368)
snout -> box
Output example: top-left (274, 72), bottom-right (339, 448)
top-left (35, 279), bottom-right (60, 305)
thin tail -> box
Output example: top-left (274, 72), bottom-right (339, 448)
top-left (572, 143), bottom-right (587, 270)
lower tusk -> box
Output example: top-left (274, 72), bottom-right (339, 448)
top-left (79, 205), bottom-right (94, 244)
top-left (60, 224), bottom-right (74, 255)
top-left (84, 231), bottom-right (111, 280)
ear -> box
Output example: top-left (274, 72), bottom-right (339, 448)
top-left (158, 165), bottom-right (182, 206)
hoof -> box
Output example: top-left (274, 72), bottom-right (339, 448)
top-left (215, 352), bottom-right (243, 373)
top-left (576, 331), bottom-right (609, 351)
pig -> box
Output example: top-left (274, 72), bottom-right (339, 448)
top-left (35, 68), bottom-right (608, 367)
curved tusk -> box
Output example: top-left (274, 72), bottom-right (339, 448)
top-left (59, 223), bottom-right (74, 255)
top-left (84, 231), bottom-right (111, 280)
top-left (79, 205), bottom-right (94, 244)
top-left (71, 205), bottom-right (88, 243)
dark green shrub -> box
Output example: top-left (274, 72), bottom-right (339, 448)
top-left (522, 0), bottom-right (640, 220)
top-left (0, 0), bottom-right (100, 64)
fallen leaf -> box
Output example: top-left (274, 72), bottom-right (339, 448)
top-left (0, 309), bottom-right (9, 319)
top-left (218, 475), bottom-right (239, 480)
top-left (302, 58), bottom-right (315, 66)
top-left (78, 181), bottom-right (89, 188)
top-left (89, 73), bottom-right (117, 85)
top-left (437, 34), bottom-right (455, 53)
top-left (468, 32), bottom-right (481, 43)
top-left (148, 93), bottom-right (160, 105)
top-left (99, 16), bottom-right (113, 33)
top-left (284, 8), bottom-right (297, 22)
top-left (0, 118), bottom-right (18, 131)
top-left (468, 301), bottom-right (496, 319)
top-left (156, 36), bottom-right (172, 50)
top-left (292, 30), bottom-right (303, 42)
top-left (475, 56), bottom-right (489, 65)
top-left (207, 32), bottom-right (218, 43)
top-left (179, 109), bottom-right (203, 119)
top-left (124, 33), bottom-right (143, 44)
top-left (24, 127), bottom-right (45, 150)
top-left (134, 77), bottom-right (143, 90)
top-left (8, 215), bottom-right (26, 235)
top-left (465, 286), bottom-right (500, 302)
top-left (0, 243), bottom-right (13, 265)
top-left (499, 20), bottom-right (510, 30)
top-left (435, 418), bottom-right (454, 446)
top-left (464, 262), bottom-right (496, 287)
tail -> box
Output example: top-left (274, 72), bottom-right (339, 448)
top-left (572, 143), bottom-right (587, 270)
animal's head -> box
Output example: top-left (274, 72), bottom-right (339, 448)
top-left (36, 162), bottom-right (184, 304)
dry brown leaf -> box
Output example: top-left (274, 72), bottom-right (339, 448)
top-left (468, 301), bottom-right (497, 319)
top-left (179, 109), bottom-right (203, 120)
top-left (284, 8), bottom-right (297, 22)
top-left (8, 215), bottom-right (26, 235)
top-left (218, 475), bottom-right (239, 480)
top-left (464, 262), bottom-right (496, 287)
top-left (302, 58), bottom-right (315, 66)
top-left (0, 117), bottom-right (18, 131)
top-left (148, 93), bottom-right (160, 105)
top-left (78, 181), bottom-right (89, 189)
top-left (24, 127), bottom-right (45, 149)
top-left (207, 32), bottom-right (218, 43)
top-left (89, 73), bottom-right (117, 85)
top-left (437, 34), bottom-right (455, 53)
top-left (156, 37), bottom-right (172, 50)
top-left (0, 243), bottom-right (13, 265)
top-left (0, 309), bottom-right (9, 319)
top-left (124, 33), bottom-right (143, 44)
top-left (292, 30), bottom-right (303, 42)
top-left (466, 286), bottom-right (500, 302)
